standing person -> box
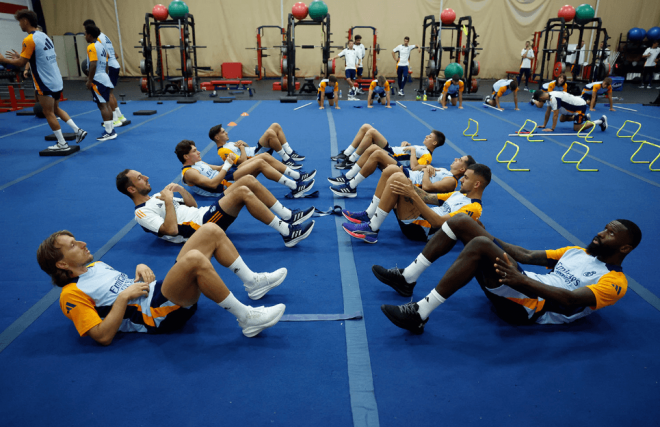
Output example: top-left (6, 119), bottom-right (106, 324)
top-left (333, 40), bottom-right (359, 98)
top-left (354, 35), bottom-right (366, 94)
top-left (0, 10), bottom-right (87, 153)
top-left (640, 41), bottom-right (660, 89)
top-left (84, 24), bottom-right (116, 141)
top-left (392, 37), bottom-right (418, 96)
top-left (83, 19), bottom-right (127, 127)
top-left (518, 41), bottom-right (535, 91)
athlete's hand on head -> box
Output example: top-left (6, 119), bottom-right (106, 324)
top-left (494, 253), bottom-right (523, 285)
top-left (121, 282), bottom-right (151, 300)
top-left (134, 264), bottom-right (155, 284)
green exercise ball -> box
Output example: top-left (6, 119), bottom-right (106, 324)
top-left (444, 63), bottom-right (463, 79)
top-left (169, 0), bottom-right (189, 19)
top-left (308, 1), bottom-right (328, 22)
top-left (574, 4), bottom-right (595, 25)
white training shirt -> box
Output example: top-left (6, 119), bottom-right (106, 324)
top-left (393, 44), bottom-right (417, 67)
top-left (98, 32), bottom-right (120, 69)
top-left (20, 31), bottom-right (63, 93)
top-left (354, 43), bottom-right (366, 67)
top-left (643, 47), bottom-right (660, 67)
top-left (134, 195), bottom-right (209, 243)
top-left (430, 192), bottom-right (475, 217)
top-left (520, 48), bottom-right (535, 68)
top-left (218, 141), bottom-right (257, 159)
top-left (87, 40), bottom-right (112, 87)
top-left (548, 91), bottom-right (586, 115)
top-left (182, 161), bottom-right (226, 197)
top-left (338, 48), bottom-right (358, 70)
top-left (408, 167), bottom-right (456, 188)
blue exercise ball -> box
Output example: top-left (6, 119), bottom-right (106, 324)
top-left (647, 26), bottom-right (660, 42)
top-left (628, 27), bottom-right (645, 42)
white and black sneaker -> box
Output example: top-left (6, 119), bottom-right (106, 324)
top-left (599, 115), bottom-right (608, 131)
top-left (327, 173), bottom-right (349, 185)
top-left (329, 183), bottom-right (357, 198)
top-left (298, 170), bottom-right (316, 182)
top-left (290, 179), bottom-right (315, 198)
top-left (46, 142), bottom-right (70, 151)
top-left (75, 128), bottom-right (88, 144)
top-left (244, 268), bottom-right (287, 300)
top-left (483, 95), bottom-right (491, 106)
top-left (283, 220), bottom-right (315, 247)
top-left (398, 90), bottom-right (404, 96)
top-left (335, 159), bottom-right (355, 170)
top-left (97, 130), bottom-right (117, 141)
top-left (283, 206), bottom-right (315, 225)
top-left (331, 152), bottom-right (348, 161)
top-left (238, 304), bottom-right (286, 337)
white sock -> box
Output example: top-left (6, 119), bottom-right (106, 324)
top-left (343, 145), bottom-right (356, 156)
top-left (349, 173), bottom-right (365, 189)
top-left (53, 129), bottom-right (66, 145)
top-left (270, 201), bottom-right (292, 220)
top-left (115, 107), bottom-right (123, 118)
top-left (402, 253), bottom-right (432, 284)
top-left (228, 256), bottom-right (257, 284)
top-left (104, 120), bottom-right (113, 133)
top-left (417, 289), bottom-right (446, 320)
top-left (268, 216), bottom-right (290, 235)
top-left (66, 120), bottom-right (79, 133)
top-left (218, 292), bottom-right (249, 320)
top-left (284, 167), bottom-right (300, 180)
top-left (366, 196), bottom-right (380, 218)
top-left (278, 175), bottom-right (297, 190)
top-left (282, 142), bottom-right (293, 155)
top-left (345, 163), bottom-right (361, 179)
top-left (592, 119), bottom-right (602, 125)
top-left (348, 152), bottom-right (359, 162)
top-left (369, 207), bottom-right (388, 231)
top-left (112, 109), bottom-right (119, 121)
top-left (277, 148), bottom-right (290, 161)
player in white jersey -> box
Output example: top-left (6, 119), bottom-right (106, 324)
top-left (0, 10), bottom-right (87, 152)
top-left (392, 37), bottom-right (418, 95)
top-left (517, 41), bottom-right (535, 91)
top-left (329, 129), bottom-right (444, 198)
top-left (353, 35), bottom-right (366, 93)
top-left (378, 216), bottom-right (641, 335)
top-left (175, 140), bottom-right (316, 199)
top-left (83, 19), bottom-right (127, 127)
top-left (84, 25), bottom-right (116, 142)
top-left (37, 224), bottom-right (290, 344)
top-left (484, 79), bottom-right (519, 110)
top-left (116, 169), bottom-right (314, 247)
top-left (209, 123), bottom-right (305, 168)
top-left (532, 91), bottom-right (608, 132)
top-left (334, 40), bottom-right (359, 97)
top-left (342, 163), bottom-right (488, 244)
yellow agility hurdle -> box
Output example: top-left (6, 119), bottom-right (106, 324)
top-left (631, 142), bottom-right (660, 172)
top-left (577, 121), bottom-right (602, 144)
top-left (515, 119), bottom-right (544, 142)
top-left (561, 141), bottom-right (598, 172)
top-left (617, 120), bottom-right (645, 143)
top-left (463, 118), bottom-right (487, 141)
top-left (496, 141), bottom-right (530, 171)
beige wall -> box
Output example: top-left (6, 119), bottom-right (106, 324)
top-left (41, 0), bottom-right (660, 80)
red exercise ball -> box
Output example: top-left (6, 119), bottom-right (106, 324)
top-left (152, 4), bottom-right (169, 21)
top-left (558, 5), bottom-right (575, 22)
top-left (441, 8), bottom-right (456, 25)
top-left (292, 2), bottom-right (308, 20)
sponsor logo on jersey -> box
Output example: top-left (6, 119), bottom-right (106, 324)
top-left (553, 263), bottom-right (581, 288)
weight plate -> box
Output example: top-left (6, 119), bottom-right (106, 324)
top-left (140, 59), bottom-right (147, 75)
top-left (140, 77), bottom-right (148, 93)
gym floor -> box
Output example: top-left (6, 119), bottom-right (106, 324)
top-left (1, 81), bottom-right (660, 426)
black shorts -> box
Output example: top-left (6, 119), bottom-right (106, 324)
top-left (149, 281), bottom-right (198, 334)
top-left (108, 67), bottom-right (120, 87)
top-left (203, 195), bottom-right (236, 231)
top-left (318, 91), bottom-right (335, 101)
top-left (39, 89), bottom-right (62, 99)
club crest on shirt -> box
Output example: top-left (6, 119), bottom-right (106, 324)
top-left (583, 271), bottom-right (597, 277)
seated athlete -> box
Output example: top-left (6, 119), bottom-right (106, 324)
top-left (116, 170), bottom-right (314, 247)
top-left (377, 215), bottom-right (641, 335)
top-left (318, 74), bottom-right (340, 110)
top-left (484, 78), bottom-right (519, 110)
top-left (175, 140), bottom-right (315, 199)
top-left (342, 162), bottom-right (488, 244)
top-left (329, 130), bottom-right (445, 198)
top-left (332, 124), bottom-right (392, 170)
top-left (367, 75), bottom-right (391, 108)
top-left (209, 123), bottom-right (304, 169)
top-left (532, 90), bottom-right (608, 132)
top-left (439, 74), bottom-right (464, 109)
top-left (581, 77), bottom-right (614, 112)
top-left (36, 223), bottom-right (288, 344)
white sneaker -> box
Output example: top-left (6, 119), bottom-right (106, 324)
top-left (244, 268), bottom-right (287, 300)
top-left (46, 142), bottom-right (69, 151)
top-left (119, 115), bottom-right (128, 123)
top-left (239, 304), bottom-right (286, 337)
top-left (639, 85), bottom-right (646, 88)
top-left (112, 119), bottom-right (123, 128)
top-left (398, 90), bottom-right (404, 96)
top-left (75, 128), bottom-right (88, 144)
top-left (647, 85), bottom-right (653, 89)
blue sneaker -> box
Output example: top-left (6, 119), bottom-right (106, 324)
top-left (335, 159), bottom-right (355, 170)
top-left (283, 221), bottom-right (315, 248)
top-left (299, 170), bottom-right (316, 182)
top-left (290, 180), bottom-right (314, 198)
top-left (330, 183), bottom-right (357, 198)
top-left (289, 150), bottom-right (305, 161)
top-left (282, 158), bottom-right (302, 170)
top-left (327, 173), bottom-right (349, 185)
top-left (283, 206), bottom-right (315, 226)
top-left (97, 130), bottom-right (117, 141)
top-left (342, 209), bottom-right (370, 224)
top-left (342, 221), bottom-right (378, 243)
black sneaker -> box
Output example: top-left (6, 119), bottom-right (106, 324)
top-left (283, 220), bottom-right (315, 248)
top-left (331, 152), bottom-right (348, 161)
top-left (335, 159), bottom-right (355, 170)
top-left (381, 302), bottom-right (428, 335)
top-left (372, 265), bottom-right (415, 297)
top-left (599, 115), bottom-right (608, 131)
